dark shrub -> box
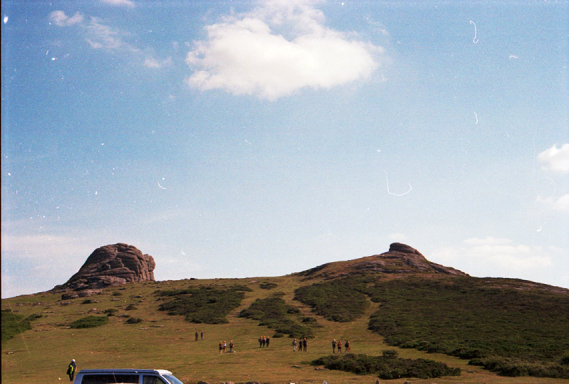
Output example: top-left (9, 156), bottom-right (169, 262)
top-left (312, 353), bottom-right (460, 379)
top-left (158, 286), bottom-right (246, 324)
top-left (70, 316), bottom-right (109, 329)
top-left (294, 279), bottom-right (369, 322)
top-left (104, 309), bottom-right (118, 316)
top-left (126, 317), bottom-right (142, 324)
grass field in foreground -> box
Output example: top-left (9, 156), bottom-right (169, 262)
top-left (2, 276), bottom-right (568, 384)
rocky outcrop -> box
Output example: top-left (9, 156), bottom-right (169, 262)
top-left (53, 243), bottom-right (155, 291)
top-left (298, 243), bottom-right (467, 279)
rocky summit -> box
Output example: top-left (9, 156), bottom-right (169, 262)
top-left (53, 243), bottom-right (156, 291)
top-left (298, 242), bottom-right (467, 279)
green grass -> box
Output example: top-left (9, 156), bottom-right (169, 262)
top-left (2, 309), bottom-right (33, 342)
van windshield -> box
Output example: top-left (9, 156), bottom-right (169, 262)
top-left (163, 374), bottom-right (184, 384)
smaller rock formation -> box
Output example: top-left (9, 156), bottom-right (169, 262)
top-left (53, 243), bottom-right (155, 291)
top-left (299, 242), bottom-right (467, 279)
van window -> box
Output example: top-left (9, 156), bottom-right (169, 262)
top-left (142, 376), bottom-right (167, 384)
top-left (81, 374), bottom-right (140, 384)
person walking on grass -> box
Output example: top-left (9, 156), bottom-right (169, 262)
top-left (332, 339), bottom-right (337, 354)
top-left (345, 340), bottom-right (351, 353)
top-left (195, 331), bottom-right (199, 341)
top-left (229, 340), bottom-right (234, 353)
top-left (303, 338), bottom-right (308, 352)
top-left (337, 340), bottom-right (342, 353)
top-left (266, 336), bottom-right (270, 347)
top-left (223, 341), bottom-right (227, 353)
top-left (292, 338), bottom-right (297, 352)
top-left (219, 341), bottom-right (223, 354)
top-left (201, 330), bottom-right (204, 341)
top-left (67, 359), bottom-right (77, 381)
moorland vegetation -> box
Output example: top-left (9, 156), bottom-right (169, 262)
top-left (3, 260), bottom-right (569, 383)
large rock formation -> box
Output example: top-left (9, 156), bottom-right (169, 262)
top-left (53, 243), bottom-right (156, 291)
top-left (298, 242), bottom-right (467, 279)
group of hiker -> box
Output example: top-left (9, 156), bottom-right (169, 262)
top-left (218, 340), bottom-right (236, 353)
top-left (332, 339), bottom-right (351, 353)
top-left (291, 337), bottom-right (308, 352)
top-left (195, 330), bottom-right (205, 341)
top-left (258, 335), bottom-right (270, 347)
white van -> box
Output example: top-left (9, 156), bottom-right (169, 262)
top-left (73, 369), bottom-right (184, 384)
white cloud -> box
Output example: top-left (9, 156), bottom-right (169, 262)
top-left (144, 56), bottom-right (173, 69)
top-left (100, 0), bottom-right (135, 7)
top-left (85, 17), bottom-right (137, 51)
top-left (537, 193), bottom-right (569, 213)
top-left (49, 10), bottom-right (84, 27)
top-left (186, 0), bottom-right (383, 100)
top-left (431, 237), bottom-right (555, 273)
top-left (537, 143), bottom-right (569, 173)
top-left (50, 11), bottom-right (137, 52)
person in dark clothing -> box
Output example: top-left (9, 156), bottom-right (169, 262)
top-left (266, 336), bottom-right (270, 347)
top-left (337, 340), bottom-right (342, 353)
top-left (200, 330), bottom-right (204, 340)
top-left (345, 340), bottom-right (351, 352)
top-left (302, 338), bottom-right (307, 352)
top-left (195, 331), bottom-right (199, 341)
top-left (67, 359), bottom-right (77, 381)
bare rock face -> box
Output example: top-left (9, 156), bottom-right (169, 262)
top-left (53, 243), bottom-right (155, 291)
top-left (299, 242), bottom-right (467, 279)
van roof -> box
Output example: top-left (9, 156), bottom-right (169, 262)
top-left (78, 369), bottom-right (172, 375)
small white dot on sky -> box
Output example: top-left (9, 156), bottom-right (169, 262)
top-left (3, 15), bottom-right (8, 24)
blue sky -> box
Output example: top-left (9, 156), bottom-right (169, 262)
top-left (2, 0), bottom-right (568, 298)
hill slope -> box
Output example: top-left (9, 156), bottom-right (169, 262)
top-left (2, 243), bottom-right (568, 384)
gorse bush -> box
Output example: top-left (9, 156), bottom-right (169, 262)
top-left (294, 275), bottom-right (569, 378)
top-left (312, 353), bottom-right (461, 379)
top-left (362, 276), bottom-right (569, 378)
top-left (70, 316), bottom-right (109, 329)
top-left (294, 279), bottom-right (369, 322)
top-left (158, 285), bottom-right (250, 324)
top-left (239, 297), bottom-right (314, 338)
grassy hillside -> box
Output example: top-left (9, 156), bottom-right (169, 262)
top-left (2, 274), bottom-right (568, 384)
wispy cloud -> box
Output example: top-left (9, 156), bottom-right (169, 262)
top-left (431, 237), bottom-right (555, 272)
top-left (100, 0), bottom-right (135, 7)
top-left (144, 56), bottom-right (173, 69)
top-left (49, 10), bottom-right (84, 27)
top-left (50, 11), bottom-right (138, 52)
top-left (537, 143), bottom-right (569, 173)
top-left (186, 0), bottom-right (384, 100)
